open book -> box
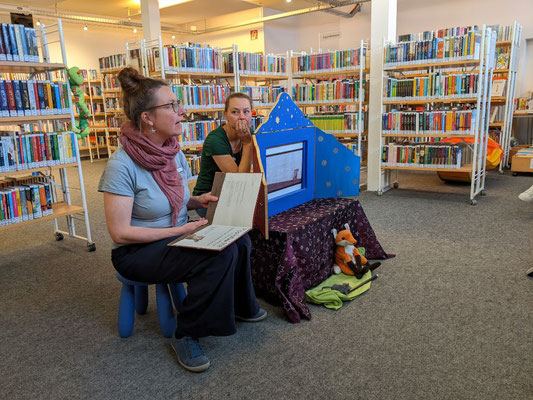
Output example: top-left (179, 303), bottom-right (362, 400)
top-left (168, 172), bottom-right (262, 251)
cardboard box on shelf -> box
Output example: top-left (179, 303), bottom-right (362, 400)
top-left (511, 147), bottom-right (533, 173)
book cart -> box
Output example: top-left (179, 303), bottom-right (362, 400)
top-left (488, 22), bottom-right (522, 171)
top-left (379, 25), bottom-right (496, 205)
top-left (289, 41), bottom-right (368, 185)
top-left (0, 19), bottom-right (94, 250)
top-left (98, 53), bottom-right (126, 155)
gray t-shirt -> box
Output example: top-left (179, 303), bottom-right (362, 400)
top-left (98, 146), bottom-right (192, 246)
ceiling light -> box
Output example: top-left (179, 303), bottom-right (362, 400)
top-left (172, 35), bottom-right (176, 39)
top-left (286, 0), bottom-right (292, 2)
top-left (84, 25), bottom-right (88, 31)
top-left (133, 28), bottom-right (137, 33)
top-left (36, 19), bottom-right (41, 26)
top-left (190, 25), bottom-right (197, 32)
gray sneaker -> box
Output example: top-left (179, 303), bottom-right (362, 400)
top-left (171, 336), bottom-right (210, 373)
top-left (236, 308), bottom-right (267, 322)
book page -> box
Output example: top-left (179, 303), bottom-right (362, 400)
top-left (211, 173), bottom-right (262, 228)
top-left (169, 225), bottom-right (250, 251)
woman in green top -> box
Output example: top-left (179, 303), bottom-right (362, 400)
top-left (193, 93), bottom-right (254, 216)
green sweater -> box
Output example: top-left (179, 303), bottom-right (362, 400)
top-left (193, 126), bottom-right (242, 196)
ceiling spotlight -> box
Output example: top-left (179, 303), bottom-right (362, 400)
top-left (83, 25), bottom-right (88, 31)
top-left (286, 0), bottom-right (292, 2)
top-left (36, 19), bottom-right (41, 26)
top-left (133, 28), bottom-right (137, 33)
top-left (190, 25), bottom-right (197, 32)
top-left (172, 35), bottom-right (176, 39)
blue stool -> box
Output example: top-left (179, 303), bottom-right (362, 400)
top-left (116, 273), bottom-right (187, 338)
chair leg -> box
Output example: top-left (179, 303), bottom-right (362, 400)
top-left (118, 283), bottom-right (135, 338)
top-left (134, 285), bottom-right (148, 315)
top-left (169, 282), bottom-right (187, 309)
top-left (156, 284), bottom-right (176, 338)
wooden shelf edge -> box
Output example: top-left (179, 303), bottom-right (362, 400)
top-left (0, 202), bottom-right (85, 231)
top-left (382, 164), bottom-right (472, 172)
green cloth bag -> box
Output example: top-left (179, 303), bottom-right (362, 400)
top-left (305, 247), bottom-right (372, 310)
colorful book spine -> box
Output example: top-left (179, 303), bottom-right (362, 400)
top-left (0, 79), bottom-right (69, 116)
top-left (180, 120), bottom-right (221, 146)
top-left (240, 86), bottom-right (285, 105)
top-left (98, 54), bottom-right (127, 70)
top-left (224, 52), bottom-right (286, 75)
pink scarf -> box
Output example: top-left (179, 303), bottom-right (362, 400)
top-left (119, 121), bottom-right (184, 225)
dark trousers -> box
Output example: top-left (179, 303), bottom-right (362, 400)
top-left (111, 235), bottom-right (260, 338)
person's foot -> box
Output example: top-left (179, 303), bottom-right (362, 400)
top-left (236, 308), bottom-right (267, 322)
top-left (518, 185), bottom-right (533, 202)
top-left (171, 335), bottom-right (210, 372)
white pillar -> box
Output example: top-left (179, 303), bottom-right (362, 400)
top-left (141, 0), bottom-right (162, 42)
top-left (367, 0), bottom-right (397, 191)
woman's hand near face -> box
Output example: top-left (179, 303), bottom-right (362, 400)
top-left (236, 119), bottom-right (252, 144)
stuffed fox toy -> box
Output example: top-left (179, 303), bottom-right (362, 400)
top-left (332, 223), bottom-right (381, 278)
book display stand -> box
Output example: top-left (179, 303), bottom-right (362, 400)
top-left (489, 22), bottom-right (522, 171)
top-left (0, 19), bottom-right (94, 251)
top-left (289, 41), bottom-right (368, 181)
top-left (98, 53), bottom-right (126, 155)
top-left (379, 25), bottom-right (497, 205)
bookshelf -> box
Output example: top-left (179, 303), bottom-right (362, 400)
top-left (0, 19), bottom-right (94, 250)
top-left (380, 25), bottom-right (497, 205)
top-left (488, 22), bottom-right (522, 171)
top-left (83, 68), bottom-right (108, 161)
top-left (98, 53), bottom-right (127, 155)
top-left (290, 42), bottom-right (368, 178)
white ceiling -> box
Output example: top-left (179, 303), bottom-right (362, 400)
top-left (17, 0), bottom-right (322, 26)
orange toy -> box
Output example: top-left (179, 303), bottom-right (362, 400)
top-left (332, 223), bottom-right (381, 279)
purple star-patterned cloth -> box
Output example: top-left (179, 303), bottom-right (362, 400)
top-left (250, 198), bottom-right (394, 323)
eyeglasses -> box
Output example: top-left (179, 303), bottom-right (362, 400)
top-left (145, 100), bottom-right (181, 114)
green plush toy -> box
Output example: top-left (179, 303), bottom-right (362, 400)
top-left (67, 66), bottom-right (90, 139)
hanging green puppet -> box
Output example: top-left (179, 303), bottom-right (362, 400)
top-left (67, 66), bottom-right (90, 139)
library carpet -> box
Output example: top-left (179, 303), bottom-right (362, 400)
top-left (1, 161), bottom-right (532, 400)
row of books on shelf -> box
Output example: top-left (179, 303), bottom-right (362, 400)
top-left (0, 177), bottom-right (53, 226)
top-left (397, 25), bottom-right (478, 43)
top-left (99, 54), bottom-right (126, 71)
top-left (224, 52), bottom-right (287, 75)
top-left (164, 44), bottom-right (223, 73)
top-left (102, 76), bottom-right (120, 90)
top-left (105, 97), bottom-right (120, 110)
top-left (0, 131), bottom-right (78, 172)
top-left (0, 23), bottom-right (39, 63)
top-left (180, 120), bottom-right (221, 146)
top-left (0, 80), bottom-right (70, 117)
top-left (292, 48), bottom-right (364, 74)
top-left (308, 113), bottom-right (363, 133)
top-left (385, 73), bottom-right (479, 99)
top-left (490, 25), bottom-right (514, 42)
top-left (382, 109), bottom-right (476, 135)
top-left (186, 155), bottom-right (201, 177)
top-left (241, 86), bottom-right (285, 105)
top-left (293, 80), bottom-right (362, 103)
top-left (342, 142), bottom-right (363, 155)
top-left (81, 69), bottom-right (99, 81)
top-left (381, 143), bottom-right (463, 168)
top-left (490, 106), bottom-right (505, 123)
top-left (385, 31), bottom-right (481, 66)
top-left (88, 86), bottom-right (102, 97)
top-left (171, 84), bottom-right (230, 109)
top-left (107, 117), bottom-right (121, 128)
top-left (91, 103), bottom-right (105, 114)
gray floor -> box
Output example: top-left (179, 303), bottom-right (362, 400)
top-left (1, 159), bottom-right (532, 400)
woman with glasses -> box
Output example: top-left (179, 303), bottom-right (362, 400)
top-left (192, 92), bottom-right (254, 217)
top-left (98, 67), bottom-right (266, 373)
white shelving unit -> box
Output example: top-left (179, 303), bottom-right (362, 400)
top-left (379, 25), bottom-right (497, 205)
top-left (0, 19), bottom-right (94, 250)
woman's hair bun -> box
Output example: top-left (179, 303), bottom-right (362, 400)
top-left (117, 67), bottom-right (145, 94)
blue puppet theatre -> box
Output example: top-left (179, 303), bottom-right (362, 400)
top-left (253, 92), bottom-right (361, 218)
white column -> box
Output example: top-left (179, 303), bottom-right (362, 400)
top-left (141, 0), bottom-right (162, 42)
top-left (367, 0), bottom-right (397, 191)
